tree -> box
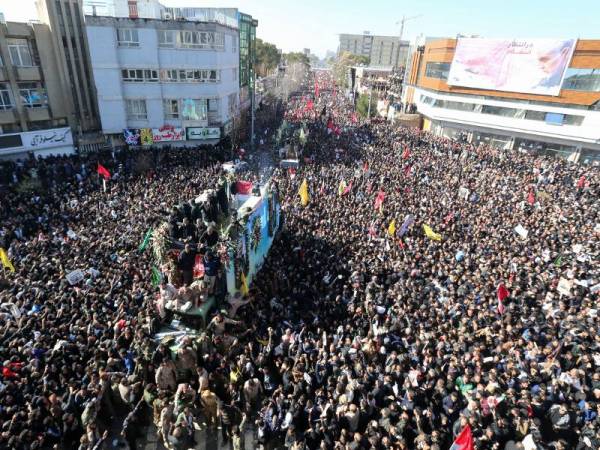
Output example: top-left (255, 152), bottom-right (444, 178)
top-left (255, 38), bottom-right (281, 77)
top-left (356, 93), bottom-right (378, 118)
top-left (331, 51), bottom-right (369, 89)
top-left (283, 52), bottom-right (311, 67)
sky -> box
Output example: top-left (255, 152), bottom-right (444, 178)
top-left (2, 0), bottom-right (600, 58)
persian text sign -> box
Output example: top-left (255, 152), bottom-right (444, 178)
top-left (447, 38), bottom-right (577, 96)
top-left (186, 127), bottom-right (221, 140)
top-left (152, 127), bottom-right (185, 142)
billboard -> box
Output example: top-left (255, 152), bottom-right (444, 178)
top-left (447, 38), bottom-right (577, 96)
top-left (123, 129), bottom-right (140, 146)
top-left (186, 127), bottom-right (221, 140)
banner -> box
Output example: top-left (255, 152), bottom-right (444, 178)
top-left (140, 128), bottom-right (154, 146)
top-left (448, 38), bottom-right (577, 96)
top-left (123, 129), bottom-right (140, 146)
top-left (152, 126), bottom-right (184, 143)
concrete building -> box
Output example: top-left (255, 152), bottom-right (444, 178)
top-left (338, 31), bottom-right (409, 69)
top-left (36, 0), bottom-right (104, 152)
top-left (0, 20), bottom-right (76, 158)
top-left (85, 14), bottom-right (240, 146)
top-left (404, 38), bottom-right (600, 164)
top-left (83, 1), bottom-right (258, 143)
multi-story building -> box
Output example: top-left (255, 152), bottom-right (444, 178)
top-left (404, 38), bottom-right (600, 164)
top-left (0, 20), bottom-right (76, 158)
top-left (84, 13), bottom-right (240, 146)
top-left (83, 0), bottom-right (257, 145)
top-left (36, 0), bottom-right (104, 153)
top-left (238, 12), bottom-right (258, 112)
top-left (338, 31), bottom-right (409, 69)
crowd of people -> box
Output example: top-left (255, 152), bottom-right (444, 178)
top-left (0, 72), bottom-right (598, 450)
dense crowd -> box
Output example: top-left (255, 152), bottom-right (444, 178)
top-left (0, 74), bottom-right (599, 450)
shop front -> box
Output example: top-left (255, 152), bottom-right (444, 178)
top-left (0, 127), bottom-right (75, 159)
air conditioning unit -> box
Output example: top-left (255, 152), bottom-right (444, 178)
top-left (163, 12), bottom-right (172, 20)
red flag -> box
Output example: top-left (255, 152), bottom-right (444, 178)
top-left (351, 112), bottom-right (358, 124)
top-left (314, 80), bottom-right (320, 98)
top-left (306, 99), bottom-right (314, 111)
top-left (97, 163), bottom-right (111, 180)
top-left (497, 283), bottom-right (510, 302)
top-left (374, 190), bottom-right (385, 211)
top-left (342, 181), bottom-right (353, 196)
top-left (402, 147), bottom-right (411, 159)
top-left (497, 283), bottom-right (509, 315)
top-left (363, 161), bottom-right (369, 172)
top-left (450, 424), bottom-right (474, 450)
top-left (235, 180), bottom-right (253, 195)
top-left (333, 126), bottom-right (341, 136)
top-left (403, 165), bottom-right (412, 176)
top-left (577, 175), bottom-right (586, 188)
top-left (527, 190), bottom-right (535, 206)
top-left (398, 239), bottom-right (405, 249)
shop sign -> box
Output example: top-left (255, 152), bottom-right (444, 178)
top-left (186, 127), bottom-right (221, 140)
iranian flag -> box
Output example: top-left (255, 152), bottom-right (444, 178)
top-left (450, 425), bottom-right (474, 450)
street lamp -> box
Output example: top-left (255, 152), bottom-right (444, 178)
top-left (395, 14), bottom-right (423, 70)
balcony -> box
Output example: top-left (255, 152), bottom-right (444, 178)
top-left (0, 109), bottom-right (16, 125)
top-left (15, 66), bottom-right (42, 81)
top-left (25, 107), bottom-right (50, 122)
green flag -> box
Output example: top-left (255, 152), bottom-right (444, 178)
top-left (138, 228), bottom-right (153, 253)
top-left (554, 255), bottom-right (562, 267)
top-left (151, 266), bottom-right (162, 287)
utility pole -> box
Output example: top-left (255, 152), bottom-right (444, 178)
top-left (250, 69), bottom-right (255, 151)
top-left (367, 82), bottom-right (372, 118)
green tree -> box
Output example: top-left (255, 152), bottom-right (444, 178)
top-left (356, 93), bottom-right (378, 118)
top-left (331, 51), bottom-right (369, 88)
top-left (255, 38), bottom-right (281, 77)
top-left (283, 52), bottom-right (311, 67)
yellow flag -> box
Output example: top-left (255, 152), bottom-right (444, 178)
top-left (338, 179), bottom-right (347, 196)
top-left (423, 224), bottom-right (442, 241)
top-left (240, 272), bottom-right (249, 296)
top-left (298, 179), bottom-right (309, 206)
top-left (0, 248), bottom-right (15, 273)
top-left (387, 219), bottom-right (396, 237)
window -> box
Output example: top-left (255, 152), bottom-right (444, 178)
top-left (178, 31), bottom-right (224, 49)
top-left (8, 39), bottom-right (33, 66)
top-left (562, 68), bottom-right (600, 92)
top-left (158, 30), bottom-right (174, 47)
top-left (128, 0), bottom-right (138, 18)
top-left (126, 99), bottom-right (147, 120)
top-left (208, 98), bottom-right (219, 112)
top-left (232, 36), bottom-right (237, 53)
top-left (425, 62), bottom-right (450, 80)
top-left (19, 83), bottom-right (47, 108)
top-left (524, 110), bottom-right (546, 121)
top-left (432, 99), bottom-right (476, 112)
top-left (121, 69), bottom-right (158, 82)
top-left (161, 69), bottom-right (179, 82)
top-left (144, 69), bottom-right (159, 82)
top-left (563, 114), bottom-right (584, 126)
top-left (481, 105), bottom-right (520, 117)
top-left (181, 99), bottom-right (207, 121)
top-left (163, 99), bottom-right (179, 119)
top-left (232, 68), bottom-right (238, 82)
top-left (117, 28), bottom-right (139, 47)
top-left (0, 84), bottom-right (12, 110)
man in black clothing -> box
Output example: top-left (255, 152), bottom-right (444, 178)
top-left (178, 244), bottom-right (197, 286)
